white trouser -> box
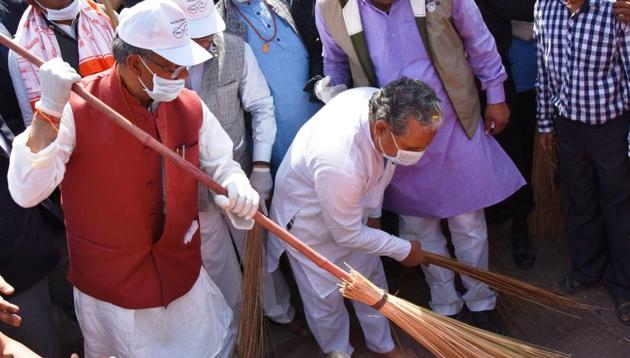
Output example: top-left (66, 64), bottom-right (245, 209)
top-left (288, 254), bottom-right (394, 355)
top-left (399, 210), bottom-right (496, 316)
top-left (200, 204), bottom-right (295, 325)
top-left (74, 269), bottom-right (233, 358)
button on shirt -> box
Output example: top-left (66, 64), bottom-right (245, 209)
top-left (534, 0), bottom-right (630, 135)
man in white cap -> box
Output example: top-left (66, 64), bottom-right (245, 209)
top-left (7, 0), bottom-right (259, 356)
top-left (174, 0), bottom-right (304, 336)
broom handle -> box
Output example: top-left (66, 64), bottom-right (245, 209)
top-left (0, 33), bottom-right (352, 283)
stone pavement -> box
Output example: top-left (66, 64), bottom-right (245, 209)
top-left (267, 221), bottom-right (630, 357)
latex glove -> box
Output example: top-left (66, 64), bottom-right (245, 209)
top-left (249, 166), bottom-right (273, 202)
top-left (314, 76), bottom-right (347, 104)
top-left (214, 174), bottom-right (259, 230)
top-left (35, 58), bottom-right (81, 117)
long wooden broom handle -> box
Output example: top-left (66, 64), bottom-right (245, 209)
top-left (0, 33), bottom-right (352, 283)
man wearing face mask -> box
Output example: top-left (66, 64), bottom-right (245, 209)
top-left (7, 0), bottom-right (260, 356)
top-left (269, 78), bottom-right (440, 358)
top-left (316, 0), bottom-right (525, 333)
top-left (9, 0), bottom-right (115, 126)
top-left (173, 0), bottom-right (300, 336)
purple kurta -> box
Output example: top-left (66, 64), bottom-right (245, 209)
top-left (315, 0), bottom-right (525, 218)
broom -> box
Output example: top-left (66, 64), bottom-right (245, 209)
top-left (101, 0), bottom-right (119, 29)
top-left (236, 222), bottom-right (266, 357)
top-left (0, 33), bottom-right (573, 356)
top-left (531, 133), bottom-right (565, 240)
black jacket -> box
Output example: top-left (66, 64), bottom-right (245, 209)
top-left (474, 0), bottom-right (536, 53)
top-left (0, 123), bottom-right (62, 296)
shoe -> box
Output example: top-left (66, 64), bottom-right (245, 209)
top-left (327, 352), bottom-right (351, 358)
top-left (511, 220), bottom-right (536, 270)
top-left (469, 309), bottom-right (504, 335)
top-left (273, 317), bottom-right (312, 337)
top-left (615, 299), bottom-right (630, 327)
top-left (558, 272), bottom-right (599, 295)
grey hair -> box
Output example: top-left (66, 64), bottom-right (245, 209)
top-left (368, 77), bottom-right (442, 135)
top-left (111, 34), bottom-right (152, 64)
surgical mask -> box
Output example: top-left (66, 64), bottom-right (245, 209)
top-left (35, 0), bottom-right (80, 22)
top-left (378, 131), bottom-right (425, 166)
top-left (138, 57), bottom-right (185, 103)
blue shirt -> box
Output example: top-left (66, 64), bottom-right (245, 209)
top-left (508, 37), bottom-right (537, 93)
top-left (233, 0), bottom-right (322, 171)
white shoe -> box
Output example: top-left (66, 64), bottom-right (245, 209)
top-left (327, 352), bottom-right (351, 358)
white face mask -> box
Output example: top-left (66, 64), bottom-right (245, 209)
top-left (138, 57), bottom-right (186, 103)
top-left (35, 0), bottom-right (80, 22)
top-left (378, 130), bottom-right (425, 166)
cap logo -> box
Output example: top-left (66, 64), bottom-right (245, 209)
top-left (171, 18), bottom-right (189, 39)
top-left (187, 0), bottom-right (208, 14)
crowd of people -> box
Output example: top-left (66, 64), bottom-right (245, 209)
top-left (1, 0), bottom-right (630, 357)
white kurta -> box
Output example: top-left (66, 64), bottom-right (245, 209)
top-left (268, 87), bottom-right (412, 298)
top-left (7, 99), bottom-right (243, 357)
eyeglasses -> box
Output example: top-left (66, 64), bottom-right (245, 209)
top-left (141, 56), bottom-right (189, 79)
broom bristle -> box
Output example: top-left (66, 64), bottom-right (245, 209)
top-left (236, 223), bottom-right (266, 358)
top-left (423, 252), bottom-right (595, 313)
top-left (340, 268), bottom-right (569, 358)
top-left (531, 136), bottom-right (565, 239)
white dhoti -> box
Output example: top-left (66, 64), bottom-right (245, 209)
top-left (399, 209), bottom-right (496, 315)
top-left (287, 251), bottom-right (394, 355)
top-left (74, 269), bottom-right (234, 358)
top-left (199, 203), bottom-right (294, 325)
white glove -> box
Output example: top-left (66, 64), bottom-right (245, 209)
top-left (214, 174), bottom-right (259, 230)
top-left (35, 58), bottom-right (81, 117)
top-left (314, 76), bottom-right (348, 104)
top-left (249, 166), bottom-right (273, 202)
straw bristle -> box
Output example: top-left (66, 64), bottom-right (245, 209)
top-left (236, 223), bottom-right (266, 358)
top-left (423, 252), bottom-right (595, 314)
top-left (340, 268), bottom-right (570, 358)
top-left (531, 137), bottom-right (565, 239)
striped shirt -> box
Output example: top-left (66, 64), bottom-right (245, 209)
top-left (534, 0), bottom-right (630, 134)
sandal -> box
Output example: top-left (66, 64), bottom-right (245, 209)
top-left (615, 299), bottom-right (630, 326)
top-left (558, 272), bottom-right (599, 294)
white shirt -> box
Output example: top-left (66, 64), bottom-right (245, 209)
top-left (8, 100), bottom-right (245, 208)
top-left (188, 43), bottom-right (276, 163)
top-left (268, 88), bottom-right (411, 298)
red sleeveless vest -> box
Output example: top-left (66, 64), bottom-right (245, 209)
top-left (62, 67), bottom-right (203, 309)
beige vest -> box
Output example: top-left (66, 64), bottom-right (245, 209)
top-left (318, 0), bottom-right (482, 138)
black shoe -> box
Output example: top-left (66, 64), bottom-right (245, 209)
top-left (558, 272), bottom-right (599, 295)
top-left (511, 220), bottom-right (536, 270)
top-left (469, 309), bottom-right (504, 335)
top-left (445, 309), bottom-right (466, 321)
top-left (615, 299), bottom-right (630, 327)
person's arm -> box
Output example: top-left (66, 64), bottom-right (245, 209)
top-left (0, 332), bottom-right (40, 358)
top-left (239, 44), bottom-right (276, 165)
top-left (8, 50), bottom-right (34, 126)
top-left (8, 104), bottom-right (76, 207)
top-left (314, 0), bottom-right (351, 86)
top-left (453, 0), bottom-right (510, 134)
top-left (312, 160), bottom-right (411, 261)
top-left (199, 103), bottom-right (247, 183)
top-left (534, 2), bottom-right (554, 135)
top-left (452, 0), bottom-right (507, 105)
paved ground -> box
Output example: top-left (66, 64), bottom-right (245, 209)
top-left (266, 220), bottom-right (630, 358)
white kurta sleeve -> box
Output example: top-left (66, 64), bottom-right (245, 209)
top-left (238, 43), bottom-right (276, 163)
top-left (8, 50), bottom-right (34, 126)
top-left (312, 162), bottom-right (411, 262)
top-left (198, 102), bottom-right (248, 185)
top-left (8, 104), bottom-right (76, 207)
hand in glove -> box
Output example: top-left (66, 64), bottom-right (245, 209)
top-left (249, 166), bottom-right (273, 202)
top-left (35, 58), bottom-right (81, 117)
top-left (314, 76), bottom-right (347, 104)
top-left (214, 174), bottom-right (260, 230)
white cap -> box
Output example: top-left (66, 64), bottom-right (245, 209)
top-left (117, 0), bottom-right (212, 67)
top-left (172, 0), bottom-right (226, 38)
